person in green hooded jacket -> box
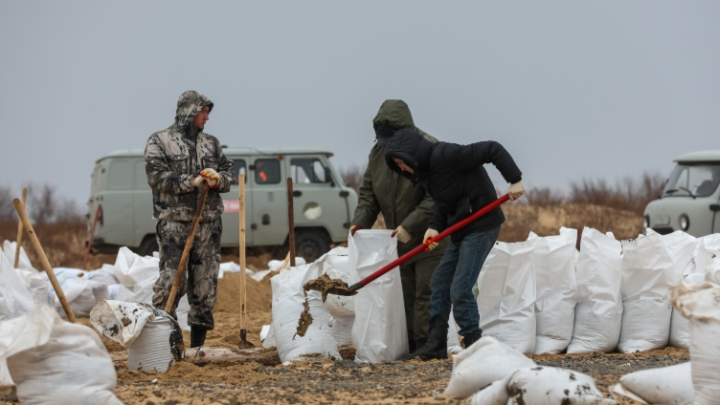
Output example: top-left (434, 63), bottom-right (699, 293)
top-left (350, 99), bottom-right (448, 352)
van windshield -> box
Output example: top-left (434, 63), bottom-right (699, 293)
top-left (662, 164), bottom-right (720, 197)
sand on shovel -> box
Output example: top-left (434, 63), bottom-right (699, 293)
top-left (294, 274), bottom-right (357, 337)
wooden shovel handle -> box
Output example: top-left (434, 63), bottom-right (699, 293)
top-left (165, 185), bottom-right (210, 313)
top-left (13, 198), bottom-right (76, 323)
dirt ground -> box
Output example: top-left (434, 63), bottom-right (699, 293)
top-left (1, 271), bottom-right (688, 405)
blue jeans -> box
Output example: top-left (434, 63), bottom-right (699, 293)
top-left (429, 226), bottom-right (500, 337)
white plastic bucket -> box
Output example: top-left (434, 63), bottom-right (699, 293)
top-left (128, 317), bottom-right (176, 372)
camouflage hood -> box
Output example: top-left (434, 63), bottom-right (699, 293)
top-left (175, 90), bottom-right (214, 132)
top-left (372, 99), bottom-right (416, 130)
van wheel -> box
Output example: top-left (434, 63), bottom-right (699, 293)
top-left (138, 236), bottom-right (159, 257)
top-left (294, 230), bottom-right (331, 263)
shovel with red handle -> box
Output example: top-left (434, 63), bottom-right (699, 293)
top-left (346, 194), bottom-right (510, 293)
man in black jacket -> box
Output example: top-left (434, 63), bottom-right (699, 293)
top-left (384, 129), bottom-right (525, 360)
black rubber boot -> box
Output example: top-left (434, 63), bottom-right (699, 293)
top-left (462, 334), bottom-right (482, 349)
top-left (408, 339), bottom-right (416, 354)
top-left (401, 328), bottom-right (447, 361)
top-left (415, 338), bottom-right (427, 351)
top-left (190, 326), bottom-right (208, 348)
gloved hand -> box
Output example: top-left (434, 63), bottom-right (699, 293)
top-left (423, 228), bottom-right (439, 251)
top-left (508, 180), bottom-right (525, 201)
top-left (200, 168), bottom-right (220, 188)
top-left (193, 176), bottom-right (207, 188)
top-left (349, 225), bottom-right (361, 237)
top-left (391, 225), bottom-right (411, 243)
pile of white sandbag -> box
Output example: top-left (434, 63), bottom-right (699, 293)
top-left (477, 227), bottom-right (720, 355)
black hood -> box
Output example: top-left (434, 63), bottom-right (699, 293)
top-left (384, 129), bottom-right (434, 185)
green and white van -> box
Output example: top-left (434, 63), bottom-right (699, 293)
top-left (87, 147), bottom-right (358, 261)
top-left (644, 150), bottom-right (720, 237)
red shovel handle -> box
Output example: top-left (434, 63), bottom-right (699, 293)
top-left (348, 194), bottom-right (510, 292)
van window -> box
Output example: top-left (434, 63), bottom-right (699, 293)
top-left (663, 164), bottom-right (720, 198)
top-left (107, 160), bottom-right (132, 189)
top-left (290, 158), bottom-right (330, 184)
top-left (254, 159), bottom-right (281, 184)
top-left (232, 159), bottom-right (247, 184)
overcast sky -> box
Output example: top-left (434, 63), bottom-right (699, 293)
top-left (1, 1), bottom-right (718, 209)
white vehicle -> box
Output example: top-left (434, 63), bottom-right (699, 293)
top-left (87, 147), bottom-right (358, 261)
top-left (644, 150), bottom-right (720, 237)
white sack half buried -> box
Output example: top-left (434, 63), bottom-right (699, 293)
top-left (321, 247), bottom-right (355, 347)
top-left (1, 241), bottom-right (53, 308)
top-left (568, 227), bottom-right (623, 354)
top-left (0, 250), bottom-right (33, 321)
top-left (477, 238), bottom-right (537, 354)
top-left (610, 362), bottom-right (693, 405)
top-left (271, 261), bottom-right (340, 364)
top-left (0, 305), bottom-right (122, 405)
top-left (671, 281), bottom-right (720, 405)
top-left (443, 336), bottom-right (535, 399)
top-left (618, 232), bottom-right (675, 353)
top-left (349, 230), bottom-right (408, 363)
top-left (470, 366), bottom-right (616, 405)
top-left (112, 247), bottom-right (160, 304)
top-left (529, 227), bottom-right (578, 354)
top-left (669, 272), bottom-right (706, 349)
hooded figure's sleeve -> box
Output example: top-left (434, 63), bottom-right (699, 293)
top-left (145, 134), bottom-right (195, 194)
top-left (426, 203), bottom-right (448, 232)
top-left (215, 149), bottom-right (233, 193)
top-left (400, 189), bottom-right (436, 236)
top-left (351, 162), bottom-right (381, 230)
top-left (451, 141), bottom-right (522, 184)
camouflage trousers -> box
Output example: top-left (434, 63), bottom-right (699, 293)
top-left (152, 218), bottom-right (222, 330)
top-left (400, 254), bottom-right (442, 342)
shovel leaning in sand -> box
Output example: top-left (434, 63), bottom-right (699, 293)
top-left (304, 194), bottom-right (511, 297)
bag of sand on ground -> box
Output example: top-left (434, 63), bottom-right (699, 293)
top-left (476, 238), bottom-right (537, 354)
top-left (0, 305), bottom-right (123, 405)
top-left (529, 227), bottom-right (578, 354)
top-left (349, 230), bottom-right (408, 362)
top-left (567, 227), bottom-right (623, 354)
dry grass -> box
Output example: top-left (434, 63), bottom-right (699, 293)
top-left (339, 164), bottom-right (366, 195)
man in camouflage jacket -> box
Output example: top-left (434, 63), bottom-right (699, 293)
top-left (350, 99), bottom-right (448, 352)
top-left (145, 90), bottom-right (233, 348)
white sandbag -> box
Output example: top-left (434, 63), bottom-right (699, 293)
top-left (657, 231), bottom-right (697, 278)
top-left (0, 305), bottom-right (122, 405)
top-left (349, 230), bottom-right (408, 362)
top-left (46, 268), bottom-right (109, 318)
top-left (250, 269), bottom-right (272, 282)
top-left (0, 360), bottom-right (12, 387)
top-left (695, 242), bottom-right (720, 284)
top-left (271, 261), bottom-right (340, 363)
top-left (0, 251), bottom-right (33, 321)
top-left (112, 247), bottom-right (160, 304)
top-left (610, 362), bottom-right (693, 405)
top-left (671, 281), bottom-right (720, 405)
top-left (443, 336), bottom-right (535, 399)
top-left (447, 311), bottom-right (462, 355)
top-left (499, 366), bottom-right (615, 405)
top-left (618, 233), bottom-right (675, 353)
top-left (127, 317), bottom-right (177, 372)
top-left (530, 227), bottom-right (578, 354)
top-left (268, 257), bottom-right (307, 272)
top-left (669, 272), bottom-right (706, 349)
top-left (86, 265), bottom-right (120, 286)
top-left (477, 239), bottom-right (537, 354)
top-left (568, 228), bottom-right (623, 354)
top-left (2, 241), bottom-right (36, 272)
